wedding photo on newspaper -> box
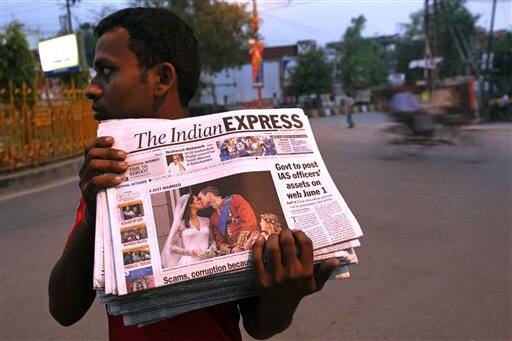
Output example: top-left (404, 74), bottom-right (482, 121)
top-left (97, 109), bottom-right (363, 295)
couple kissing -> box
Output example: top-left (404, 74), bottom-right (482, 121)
top-left (161, 186), bottom-right (274, 268)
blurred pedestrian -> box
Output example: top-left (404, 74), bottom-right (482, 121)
top-left (344, 93), bottom-right (355, 128)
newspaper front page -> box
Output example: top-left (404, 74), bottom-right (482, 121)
top-left (98, 109), bottom-right (362, 295)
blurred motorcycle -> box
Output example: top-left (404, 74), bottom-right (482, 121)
top-left (378, 84), bottom-right (482, 161)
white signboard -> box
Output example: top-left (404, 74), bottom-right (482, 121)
top-left (38, 34), bottom-right (80, 75)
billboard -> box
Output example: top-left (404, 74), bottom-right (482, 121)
top-left (38, 33), bottom-right (80, 76)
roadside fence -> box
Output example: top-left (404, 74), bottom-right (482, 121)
top-left (0, 82), bottom-right (96, 173)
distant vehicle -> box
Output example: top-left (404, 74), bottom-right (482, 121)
top-left (374, 77), bottom-right (482, 161)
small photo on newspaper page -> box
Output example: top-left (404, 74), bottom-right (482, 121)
top-left (120, 223), bottom-right (148, 244)
top-left (165, 153), bottom-right (187, 175)
top-left (118, 200), bottom-right (145, 221)
top-left (152, 171), bottom-right (287, 270)
top-left (122, 243), bottom-right (152, 267)
top-left (125, 267), bottom-right (155, 293)
top-left (217, 135), bottom-right (277, 161)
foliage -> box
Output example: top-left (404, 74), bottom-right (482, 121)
top-left (339, 15), bottom-right (388, 91)
top-left (395, 0), bottom-right (479, 82)
top-left (0, 21), bottom-right (36, 88)
top-left (288, 49), bottom-right (333, 98)
top-left (395, 11), bottom-right (425, 82)
top-left (490, 31), bottom-right (512, 95)
top-left (132, 0), bottom-right (251, 74)
top-left (77, 6), bottom-right (123, 68)
top-left (436, 0), bottom-right (479, 77)
top-left (78, 22), bottom-right (97, 68)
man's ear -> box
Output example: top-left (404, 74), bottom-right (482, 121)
top-left (154, 62), bottom-right (176, 96)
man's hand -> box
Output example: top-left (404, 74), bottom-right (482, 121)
top-left (240, 229), bottom-right (340, 339)
top-left (253, 228), bottom-right (339, 306)
top-left (79, 136), bottom-right (128, 226)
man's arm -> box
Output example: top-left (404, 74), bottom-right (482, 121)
top-left (48, 217), bottom-right (97, 326)
top-left (239, 229), bottom-right (340, 339)
top-left (48, 137), bottom-right (127, 326)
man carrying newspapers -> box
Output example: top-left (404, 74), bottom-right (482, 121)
top-left (48, 7), bottom-right (341, 340)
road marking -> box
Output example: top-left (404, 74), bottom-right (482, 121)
top-left (0, 176), bottom-right (78, 202)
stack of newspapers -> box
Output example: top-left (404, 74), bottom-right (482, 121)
top-left (93, 109), bottom-right (363, 327)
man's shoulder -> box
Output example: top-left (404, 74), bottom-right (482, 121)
top-left (230, 194), bottom-right (246, 201)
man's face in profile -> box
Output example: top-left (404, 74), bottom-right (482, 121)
top-left (86, 27), bottom-right (158, 121)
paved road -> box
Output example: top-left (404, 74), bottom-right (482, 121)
top-left (1, 113), bottom-right (510, 340)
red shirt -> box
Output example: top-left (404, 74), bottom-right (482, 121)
top-left (68, 198), bottom-right (242, 341)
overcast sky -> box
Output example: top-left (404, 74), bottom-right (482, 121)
top-left (1, 0), bottom-right (510, 46)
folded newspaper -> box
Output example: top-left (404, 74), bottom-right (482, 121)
top-left (94, 108), bottom-right (363, 326)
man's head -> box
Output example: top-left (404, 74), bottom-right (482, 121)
top-left (198, 186), bottom-right (221, 208)
top-left (86, 7), bottom-right (200, 121)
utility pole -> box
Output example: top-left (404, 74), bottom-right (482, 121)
top-left (65, 0), bottom-right (73, 33)
top-left (484, 0), bottom-right (497, 93)
top-left (432, 0), bottom-right (440, 83)
top-left (424, 0), bottom-right (433, 92)
top-left (249, 0), bottom-right (264, 108)
top-left (481, 0), bottom-right (497, 121)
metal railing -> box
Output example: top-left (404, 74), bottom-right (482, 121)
top-left (0, 82), bottom-right (97, 173)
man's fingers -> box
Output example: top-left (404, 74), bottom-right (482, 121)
top-left (82, 174), bottom-right (124, 199)
top-left (314, 257), bottom-right (341, 292)
top-left (84, 136), bottom-right (114, 152)
top-left (87, 147), bottom-right (127, 162)
top-left (279, 228), bottom-right (299, 269)
top-left (80, 137), bottom-right (125, 178)
top-left (251, 235), bottom-right (270, 287)
top-left (84, 137), bottom-right (109, 156)
top-left (293, 230), bottom-right (314, 272)
top-left (82, 147), bottom-right (127, 176)
top-left (82, 159), bottom-right (129, 182)
top-left (265, 234), bottom-right (284, 281)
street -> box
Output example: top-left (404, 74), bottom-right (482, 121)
top-left (1, 113), bottom-right (510, 340)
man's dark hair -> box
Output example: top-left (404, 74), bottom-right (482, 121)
top-left (200, 186), bottom-right (220, 197)
top-left (94, 7), bottom-right (200, 107)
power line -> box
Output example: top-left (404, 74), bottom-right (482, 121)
top-left (263, 12), bottom-right (331, 35)
top-left (259, 1), bottom-right (315, 13)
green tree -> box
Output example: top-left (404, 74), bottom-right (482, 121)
top-left (339, 15), bottom-right (387, 91)
top-left (396, 0), bottom-right (479, 82)
top-left (132, 0), bottom-right (251, 103)
top-left (395, 11), bottom-right (425, 82)
top-left (288, 48), bottom-right (333, 104)
top-left (77, 22), bottom-right (97, 68)
top-left (77, 6), bottom-right (121, 68)
top-left (490, 31), bottom-right (512, 95)
top-left (0, 21), bottom-right (36, 88)
top-left (436, 0), bottom-right (479, 77)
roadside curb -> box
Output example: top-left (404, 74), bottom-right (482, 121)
top-left (467, 123), bottom-right (512, 132)
top-left (0, 156), bottom-right (82, 195)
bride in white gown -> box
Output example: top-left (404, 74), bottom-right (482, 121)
top-left (161, 194), bottom-right (216, 268)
